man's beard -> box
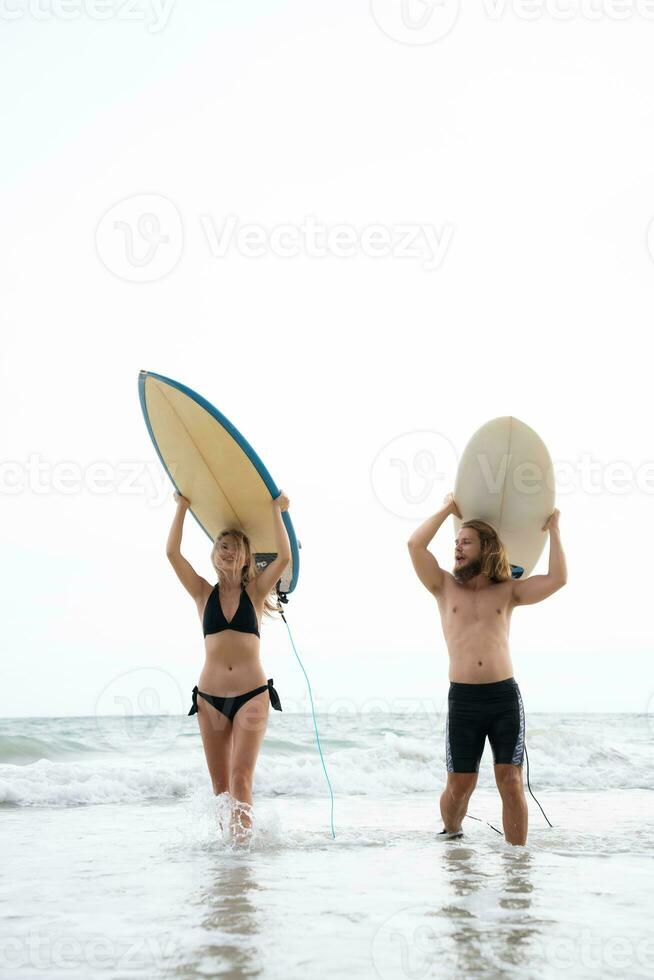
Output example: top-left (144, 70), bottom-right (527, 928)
top-left (453, 558), bottom-right (482, 583)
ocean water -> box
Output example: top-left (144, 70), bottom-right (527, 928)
top-left (0, 710), bottom-right (652, 979)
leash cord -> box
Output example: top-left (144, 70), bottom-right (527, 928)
top-left (466, 736), bottom-right (553, 835)
top-left (279, 608), bottom-right (336, 839)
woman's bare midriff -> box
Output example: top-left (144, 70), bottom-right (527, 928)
top-left (436, 576), bottom-right (517, 683)
top-left (195, 585), bottom-right (268, 695)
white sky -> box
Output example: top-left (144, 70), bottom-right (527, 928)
top-left (1, 0), bottom-right (653, 717)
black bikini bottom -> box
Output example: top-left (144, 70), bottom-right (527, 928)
top-left (188, 678), bottom-right (282, 723)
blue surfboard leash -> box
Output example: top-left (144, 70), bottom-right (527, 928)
top-left (276, 597), bottom-right (336, 839)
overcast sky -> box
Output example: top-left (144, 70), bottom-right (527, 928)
top-left (1, 1), bottom-right (653, 717)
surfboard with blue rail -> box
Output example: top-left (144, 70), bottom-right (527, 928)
top-left (138, 370), bottom-right (300, 597)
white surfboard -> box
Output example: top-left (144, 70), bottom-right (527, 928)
top-left (453, 416), bottom-right (555, 578)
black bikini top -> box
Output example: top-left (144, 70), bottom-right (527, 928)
top-left (202, 583), bottom-right (260, 638)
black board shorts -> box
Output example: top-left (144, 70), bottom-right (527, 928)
top-left (445, 677), bottom-right (525, 773)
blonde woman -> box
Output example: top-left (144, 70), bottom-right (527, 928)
top-left (166, 490), bottom-right (291, 840)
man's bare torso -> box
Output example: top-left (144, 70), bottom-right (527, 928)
top-left (435, 573), bottom-right (516, 683)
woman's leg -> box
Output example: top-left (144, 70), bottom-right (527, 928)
top-left (230, 690), bottom-right (270, 839)
top-left (195, 695), bottom-right (233, 797)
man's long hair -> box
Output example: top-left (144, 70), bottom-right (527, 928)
top-left (460, 519), bottom-right (512, 583)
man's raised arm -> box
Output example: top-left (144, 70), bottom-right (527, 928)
top-left (512, 509), bottom-right (567, 606)
top-left (407, 493), bottom-right (459, 595)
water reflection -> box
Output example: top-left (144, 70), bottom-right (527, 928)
top-left (441, 844), bottom-right (544, 975)
top-left (185, 862), bottom-right (264, 977)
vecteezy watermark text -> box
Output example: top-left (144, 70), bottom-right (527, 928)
top-left (94, 193), bottom-right (454, 282)
top-left (370, 0), bottom-right (654, 47)
top-left (199, 214), bottom-right (454, 271)
top-left (3, 445), bottom-right (654, 508)
top-left (0, 0), bottom-right (175, 31)
top-left (370, 432), bottom-right (654, 520)
top-left (482, 0), bottom-right (654, 21)
top-left (0, 930), bottom-right (177, 973)
top-left (0, 454), bottom-right (177, 507)
top-left (371, 906), bottom-right (654, 978)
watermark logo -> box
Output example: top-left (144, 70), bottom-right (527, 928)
top-left (372, 905), bottom-right (445, 980)
top-left (370, 433), bottom-right (654, 521)
top-left (370, 430), bottom-right (459, 520)
top-left (370, 0), bottom-right (460, 45)
top-left (95, 667), bottom-right (184, 755)
top-left (95, 193), bottom-right (183, 282)
top-left (370, 0), bottom-right (654, 44)
top-left (95, 198), bottom-right (454, 280)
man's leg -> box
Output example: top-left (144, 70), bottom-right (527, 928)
top-left (494, 763), bottom-right (528, 845)
top-left (440, 771), bottom-right (478, 833)
top-left (443, 686), bottom-right (483, 833)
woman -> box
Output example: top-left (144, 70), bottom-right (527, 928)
top-left (166, 489), bottom-right (291, 841)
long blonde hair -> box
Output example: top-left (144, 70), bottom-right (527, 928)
top-left (460, 519), bottom-right (513, 583)
top-left (211, 528), bottom-right (282, 619)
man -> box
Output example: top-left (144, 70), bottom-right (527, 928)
top-left (407, 492), bottom-right (567, 846)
